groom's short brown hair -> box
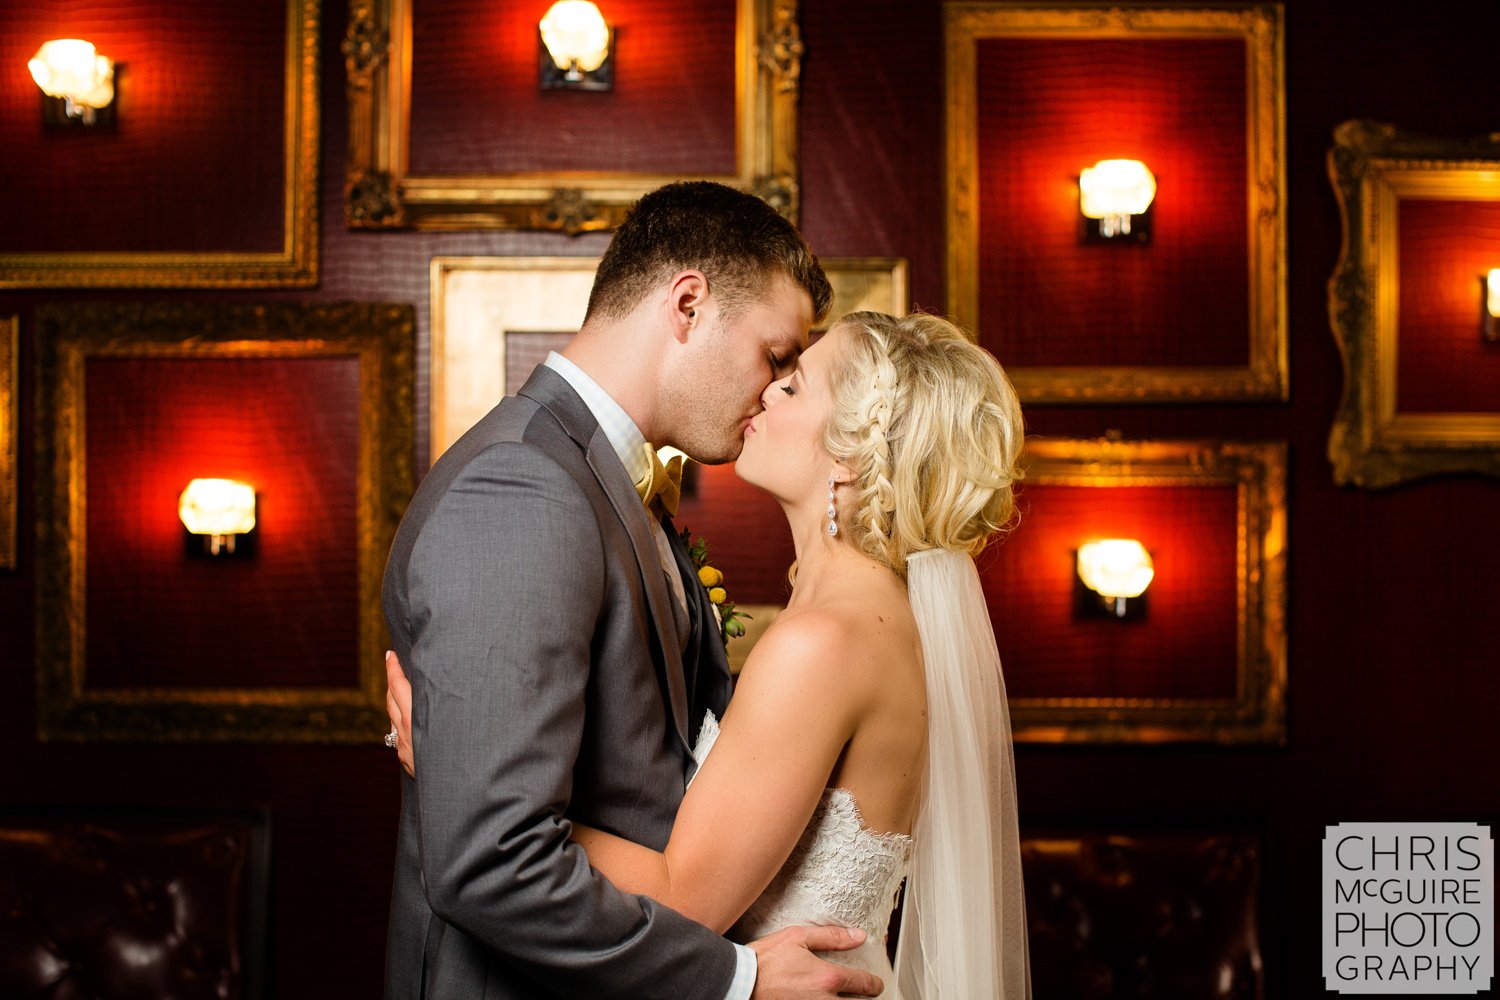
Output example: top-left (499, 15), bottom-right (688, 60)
top-left (585, 181), bottom-right (832, 325)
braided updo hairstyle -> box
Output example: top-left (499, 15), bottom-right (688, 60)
top-left (823, 312), bottom-right (1024, 576)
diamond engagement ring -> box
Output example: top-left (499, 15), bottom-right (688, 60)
top-left (384, 727), bottom-right (399, 749)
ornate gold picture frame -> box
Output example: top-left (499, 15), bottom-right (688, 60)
top-left (1326, 120), bottom-right (1500, 488)
top-left (1005, 438), bottom-right (1287, 744)
top-left (345, 0), bottom-right (802, 232)
top-left (1, 315), bottom-right (16, 570)
top-left (945, 4), bottom-right (1287, 403)
top-left (0, 0), bottom-right (320, 289)
top-left (34, 303), bottom-right (414, 742)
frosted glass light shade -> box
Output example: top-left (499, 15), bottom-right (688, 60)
top-left (540, 2), bottom-right (610, 73)
top-left (1077, 539), bottom-right (1155, 599)
top-left (1079, 160), bottom-right (1157, 219)
top-left (179, 479), bottom-right (257, 536)
top-left (29, 39), bottom-right (115, 109)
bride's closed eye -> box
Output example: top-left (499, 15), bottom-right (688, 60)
top-left (780, 384), bottom-right (796, 396)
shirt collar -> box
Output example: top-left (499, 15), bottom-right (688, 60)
top-left (543, 352), bottom-right (649, 485)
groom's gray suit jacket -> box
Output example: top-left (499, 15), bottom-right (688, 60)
top-left (383, 365), bottom-right (737, 999)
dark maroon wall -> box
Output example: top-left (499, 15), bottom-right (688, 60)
top-left (2, 2), bottom-right (1498, 996)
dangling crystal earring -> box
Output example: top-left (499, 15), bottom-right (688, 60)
top-left (826, 476), bottom-right (839, 537)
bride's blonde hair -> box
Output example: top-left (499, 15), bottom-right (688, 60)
top-left (823, 311), bottom-right (1024, 576)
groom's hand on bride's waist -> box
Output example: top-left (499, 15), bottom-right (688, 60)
top-left (749, 925), bottom-right (883, 999)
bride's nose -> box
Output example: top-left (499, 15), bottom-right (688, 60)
top-left (761, 376), bottom-right (789, 407)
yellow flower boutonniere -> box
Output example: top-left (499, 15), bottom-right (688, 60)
top-left (680, 528), bottom-right (751, 648)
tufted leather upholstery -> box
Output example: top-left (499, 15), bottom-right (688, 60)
top-left (1021, 830), bottom-right (1263, 999)
top-left (0, 810), bottom-right (268, 1000)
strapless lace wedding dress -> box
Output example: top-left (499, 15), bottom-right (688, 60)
top-left (690, 712), bottom-right (913, 985)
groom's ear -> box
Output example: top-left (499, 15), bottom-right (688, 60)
top-left (664, 269), bottom-right (710, 343)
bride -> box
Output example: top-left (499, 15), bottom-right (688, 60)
top-left (391, 310), bottom-right (1031, 999)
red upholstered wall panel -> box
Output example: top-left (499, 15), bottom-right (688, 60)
top-left (974, 38), bottom-right (1250, 368)
top-left (0, 0), bottom-right (286, 254)
top-left (83, 357), bottom-right (361, 690)
top-left (1395, 199), bottom-right (1500, 414)
top-left (981, 484), bottom-right (1240, 701)
top-left (409, 0), bottom-right (737, 176)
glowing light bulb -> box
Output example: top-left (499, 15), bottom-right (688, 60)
top-left (29, 39), bottom-right (115, 112)
top-left (1077, 539), bottom-right (1154, 600)
top-left (179, 479), bottom-right (257, 556)
top-left (540, 2), bottom-right (611, 76)
top-left (1080, 160), bottom-right (1156, 238)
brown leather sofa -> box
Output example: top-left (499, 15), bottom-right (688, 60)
top-left (0, 809), bottom-right (269, 1000)
top-left (1021, 829), bottom-right (1264, 999)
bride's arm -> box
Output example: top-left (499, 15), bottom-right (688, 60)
top-left (571, 610), bottom-right (872, 933)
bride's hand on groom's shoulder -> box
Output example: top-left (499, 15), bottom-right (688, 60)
top-left (749, 925), bottom-right (883, 999)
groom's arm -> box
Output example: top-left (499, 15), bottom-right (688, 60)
top-left (405, 440), bottom-right (739, 999)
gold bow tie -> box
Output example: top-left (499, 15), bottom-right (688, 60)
top-left (635, 444), bottom-right (684, 518)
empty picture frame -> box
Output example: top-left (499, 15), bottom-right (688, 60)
top-left (1327, 120), bottom-right (1500, 487)
top-left (34, 302), bottom-right (414, 741)
top-left (345, 0), bottom-right (802, 232)
top-left (989, 437), bottom-right (1287, 744)
top-left (945, 3), bottom-right (1287, 403)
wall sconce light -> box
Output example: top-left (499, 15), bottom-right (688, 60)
top-left (1483, 269), bottom-right (1500, 343)
top-left (179, 478), bottom-right (257, 557)
top-left (29, 38), bottom-right (116, 126)
top-left (1080, 159), bottom-right (1156, 243)
top-left (1076, 538), bottom-right (1154, 620)
top-left (539, 1), bottom-right (613, 91)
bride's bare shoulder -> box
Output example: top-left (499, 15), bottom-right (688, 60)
top-left (745, 587), bottom-right (918, 694)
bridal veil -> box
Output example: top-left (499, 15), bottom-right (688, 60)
top-left (894, 547), bottom-right (1031, 999)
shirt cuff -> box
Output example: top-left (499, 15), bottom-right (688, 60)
top-left (723, 942), bottom-right (757, 1000)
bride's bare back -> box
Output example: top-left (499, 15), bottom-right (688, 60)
top-left (770, 555), bottom-right (927, 840)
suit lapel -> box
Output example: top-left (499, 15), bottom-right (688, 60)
top-left (665, 522), bottom-right (734, 720)
top-left (664, 522), bottom-right (704, 713)
top-left (519, 367), bottom-right (693, 756)
top-left (588, 435), bottom-right (692, 752)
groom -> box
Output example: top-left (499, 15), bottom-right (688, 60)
top-left (382, 182), bottom-right (882, 999)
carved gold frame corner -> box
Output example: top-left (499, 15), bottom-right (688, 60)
top-left (345, 0), bottom-right (802, 233)
top-left (34, 303), bottom-right (415, 742)
top-left (0, 316), bottom-right (16, 570)
top-left (428, 255), bottom-right (907, 462)
top-left (1326, 120), bottom-right (1500, 488)
top-left (0, 0), bottom-right (319, 289)
top-left (945, 4), bottom-right (1287, 403)
top-left (1011, 437), bottom-right (1287, 745)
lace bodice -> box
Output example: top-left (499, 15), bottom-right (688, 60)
top-left (690, 713), bottom-right (912, 975)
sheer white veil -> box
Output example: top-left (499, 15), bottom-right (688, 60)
top-left (894, 547), bottom-right (1031, 999)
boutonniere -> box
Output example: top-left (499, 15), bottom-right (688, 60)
top-left (679, 528), bottom-right (751, 648)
